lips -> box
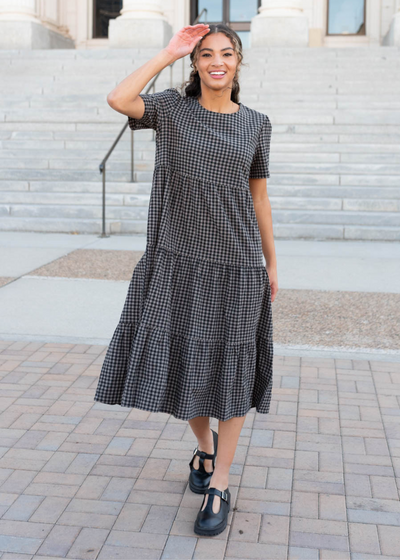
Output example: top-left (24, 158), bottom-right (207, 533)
top-left (209, 71), bottom-right (226, 79)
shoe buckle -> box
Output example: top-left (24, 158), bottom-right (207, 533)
top-left (193, 445), bottom-right (198, 455)
top-left (221, 490), bottom-right (227, 502)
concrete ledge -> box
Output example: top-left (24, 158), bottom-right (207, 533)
top-left (0, 21), bottom-right (74, 49)
top-left (108, 18), bottom-right (172, 48)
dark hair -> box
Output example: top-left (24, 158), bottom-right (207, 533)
top-left (179, 23), bottom-right (246, 103)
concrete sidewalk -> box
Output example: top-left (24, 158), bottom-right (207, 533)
top-left (0, 232), bottom-right (399, 361)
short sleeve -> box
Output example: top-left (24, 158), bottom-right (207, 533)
top-left (249, 115), bottom-right (272, 179)
top-left (127, 87), bottom-right (181, 131)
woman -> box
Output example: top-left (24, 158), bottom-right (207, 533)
top-left (94, 23), bottom-right (278, 537)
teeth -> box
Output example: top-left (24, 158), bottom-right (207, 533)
top-left (210, 72), bottom-right (225, 75)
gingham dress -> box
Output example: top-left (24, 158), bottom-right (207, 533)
top-left (94, 87), bottom-right (273, 422)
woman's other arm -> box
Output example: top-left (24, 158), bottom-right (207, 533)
top-left (249, 177), bottom-right (278, 302)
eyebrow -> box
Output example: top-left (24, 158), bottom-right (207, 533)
top-left (199, 47), bottom-right (234, 53)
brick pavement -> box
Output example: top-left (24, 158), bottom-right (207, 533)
top-left (0, 340), bottom-right (399, 559)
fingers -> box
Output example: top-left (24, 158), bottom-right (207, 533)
top-left (185, 28), bottom-right (209, 41)
top-left (182, 24), bottom-right (209, 35)
top-left (182, 24), bottom-right (209, 29)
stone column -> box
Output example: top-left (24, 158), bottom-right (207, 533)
top-left (0, 0), bottom-right (74, 49)
top-left (251, 0), bottom-right (309, 47)
top-left (0, 0), bottom-right (38, 21)
top-left (384, 0), bottom-right (400, 46)
top-left (109, 0), bottom-right (173, 48)
top-left (309, 0), bottom-right (324, 47)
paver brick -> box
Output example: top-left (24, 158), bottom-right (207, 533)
top-left (344, 473), bottom-right (372, 497)
top-left (230, 512), bottom-right (261, 542)
top-left (66, 527), bottom-right (116, 559)
top-left (289, 531), bottom-right (349, 552)
top-left (291, 517), bottom-right (348, 536)
top-left (241, 465), bottom-right (268, 488)
top-left (370, 475), bottom-right (399, 499)
top-left (349, 523), bottom-right (380, 554)
top-left (259, 514), bottom-right (289, 545)
top-left (319, 494), bottom-right (346, 521)
top-left (225, 540), bottom-right (287, 559)
top-left (36, 524), bottom-right (81, 557)
top-left (288, 546), bottom-right (319, 560)
top-left (377, 524), bottom-right (400, 556)
top-left (291, 491), bottom-right (318, 519)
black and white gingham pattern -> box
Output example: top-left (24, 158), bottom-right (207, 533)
top-left (94, 88), bottom-right (273, 421)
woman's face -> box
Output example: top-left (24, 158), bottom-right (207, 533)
top-left (195, 32), bottom-right (239, 93)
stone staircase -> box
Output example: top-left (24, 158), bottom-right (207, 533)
top-left (0, 46), bottom-right (399, 240)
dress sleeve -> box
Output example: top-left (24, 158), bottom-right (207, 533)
top-left (249, 115), bottom-right (272, 179)
top-left (127, 87), bottom-right (181, 131)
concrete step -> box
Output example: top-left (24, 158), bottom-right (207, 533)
top-left (0, 182), bottom-right (399, 203)
top-left (2, 148), bottom-right (400, 163)
top-left (0, 215), bottom-right (398, 241)
top-left (2, 123), bottom-right (400, 137)
top-left (2, 202), bottom-right (399, 227)
top-left (1, 191), bottom-right (399, 213)
top-left (1, 140), bottom-right (400, 154)
top-left (0, 216), bottom-right (147, 234)
top-left (0, 169), bottom-right (154, 182)
top-left (0, 191), bottom-right (150, 206)
top-left (0, 180), bottom-right (152, 194)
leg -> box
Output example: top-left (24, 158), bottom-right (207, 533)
top-left (202, 414), bottom-right (247, 514)
top-left (188, 416), bottom-right (215, 474)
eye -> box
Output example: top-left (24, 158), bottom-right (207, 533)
top-left (201, 53), bottom-right (233, 57)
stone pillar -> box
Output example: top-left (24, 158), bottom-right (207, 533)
top-left (309, 0), bottom-right (324, 47)
top-left (0, 0), bottom-right (38, 21)
top-left (384, 1), bottom-right (400, 46)
top-left (251, 0), bottom-right (309, 47)
top-left (109, 0), bottom-right (173, 48)
top-left (0, 0), bottom-right (74, 49)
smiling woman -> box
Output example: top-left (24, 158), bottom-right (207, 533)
top-left (94, 22), bottom-right (277, 539)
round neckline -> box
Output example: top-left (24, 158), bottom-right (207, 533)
top-left (194, 96), bottom-right (242, 116)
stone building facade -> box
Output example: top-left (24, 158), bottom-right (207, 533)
top-left (0, 0), bottom-right (399, 50)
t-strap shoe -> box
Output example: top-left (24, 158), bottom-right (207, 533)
top-left (194, 486), bottom-right (231, 536)
top-left (188, 428), bottom-right (218, 494)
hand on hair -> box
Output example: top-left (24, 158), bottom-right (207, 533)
top-left (164, 24), bottom-right (210, 61)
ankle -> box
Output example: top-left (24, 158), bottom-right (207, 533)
top-left (209, 470), bottom-right (229, 488)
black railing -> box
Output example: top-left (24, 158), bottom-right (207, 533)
top-left (98, 9), bottom-right (208, 237)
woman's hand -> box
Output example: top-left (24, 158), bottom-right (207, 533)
top-left (164, 24), bottom-right (210, 61)
top-left (267, 266), bottom-right (278, 303)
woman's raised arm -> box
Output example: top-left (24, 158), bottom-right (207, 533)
top-left (107, 24), bottom-right (210, 119)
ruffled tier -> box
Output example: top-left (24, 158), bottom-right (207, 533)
top-left (94, 321), bottom-right (273, 421)
top-left (94, 245), bottom-right (273, 422)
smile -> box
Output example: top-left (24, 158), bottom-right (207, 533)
top-left (209, 71), bottom-right (226, 79)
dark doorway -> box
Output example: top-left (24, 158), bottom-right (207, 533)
top-left (327, 0), bottom-right (366, 35)
top-left (191, 0), bottom-right (262, 48)
top-left (93, 0), bottom-right (123, 38)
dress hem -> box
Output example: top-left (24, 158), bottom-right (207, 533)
top-left (92, 396), bottom-right (271, 422)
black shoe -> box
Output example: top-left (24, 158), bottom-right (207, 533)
top-left (194, 486), bottom-right (231, 536)
top-left (188, 428), bottom-right (218, 494)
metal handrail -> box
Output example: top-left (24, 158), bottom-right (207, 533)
top-left (98, 9), bottom-right (208, 237)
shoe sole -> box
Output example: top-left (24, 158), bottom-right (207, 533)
top-left (193, 490), bottom-right (231, 536)
top-left (189, 477), bottom-right (211, 494)
top-left (188, 429), bottom-right (218, 494)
